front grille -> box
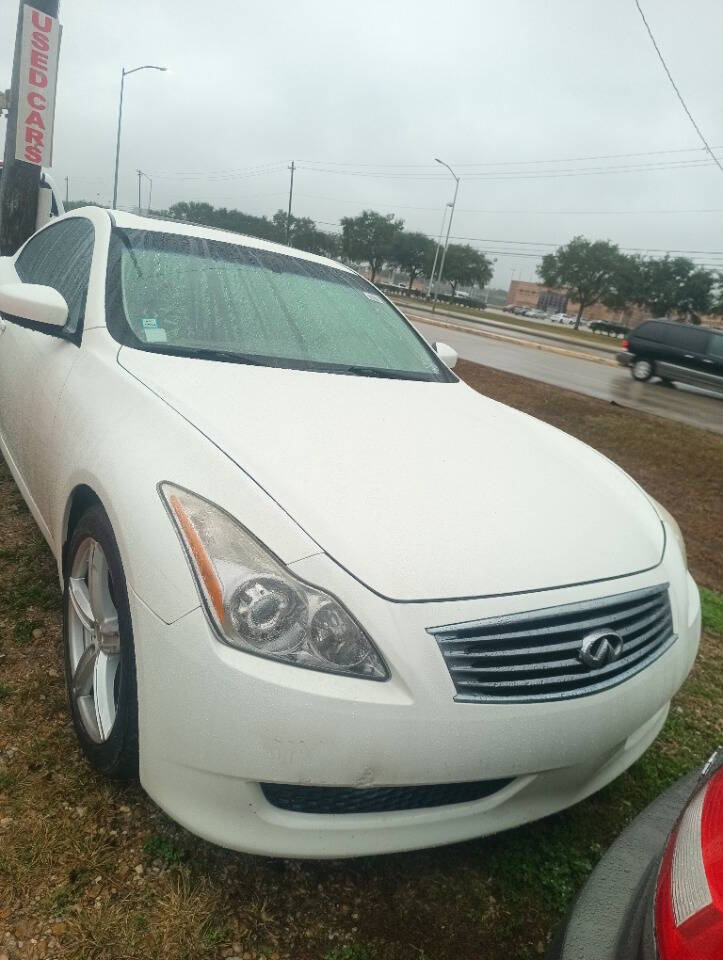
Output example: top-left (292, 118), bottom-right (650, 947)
top-left (429, 583), bottom-right (675, 703)
top-left (261, 778), bottom-right (514, 814)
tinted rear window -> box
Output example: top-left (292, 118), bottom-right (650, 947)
top-left (634, 322), bottom-right (710, 352)
top-left (708, 333), bottom-right (723, 359)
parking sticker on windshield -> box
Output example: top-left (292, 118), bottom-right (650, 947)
top-left (364, 292), bottom-right (383, 304)
top-left (140, 318), bottom-right (167, 343)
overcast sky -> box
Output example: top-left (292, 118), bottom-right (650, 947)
top-left (2, 0), bottom-right (722, 286)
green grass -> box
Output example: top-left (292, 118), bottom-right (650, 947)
top-left (701, 587), bottom-right (723, 635)
top-left (199, 921), bottom-right (228, 948)
top-left (325, 947), bottom-right (378, 960)
top-left (12, 617), bottom-right (44, 646)
top-left (144, 831), bottom-right (186, 867)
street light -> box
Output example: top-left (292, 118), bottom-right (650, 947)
top-left (113, 65), bottom-right (166, 209)
top-left (427, 201), bottom-right (453, 298)
top-left (431, 157), bottom-right (460, 313)
top-left (137, 169), bottom-right (153, 213)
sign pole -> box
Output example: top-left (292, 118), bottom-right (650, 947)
top-left (0, 0), bottom-right (61, 255)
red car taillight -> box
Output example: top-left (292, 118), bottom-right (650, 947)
top-left (621, 338), bottom-right (630, 349)
top-left (655, 768), bottom-right (723, 959)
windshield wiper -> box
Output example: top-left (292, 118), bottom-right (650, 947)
top-left (340, 365), bottom-right (432, 381)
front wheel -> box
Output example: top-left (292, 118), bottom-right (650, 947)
top-left (63, 504), bottom-right (139, 778)
top-left (632, 358), bottom-right (654, 381)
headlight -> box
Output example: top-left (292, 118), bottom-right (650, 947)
top-left (160, 483), bottom-right (388, 680)
top-left (650, 497), bottom-right (687, 569)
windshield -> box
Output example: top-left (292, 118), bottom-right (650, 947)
top-left (105, 228), bottom-right (453, 382)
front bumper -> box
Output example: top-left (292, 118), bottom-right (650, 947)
top-left (129, 554), bottom-right (700, 858)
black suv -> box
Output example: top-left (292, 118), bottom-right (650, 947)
top-left (617, 319), bottom-right (723, 393)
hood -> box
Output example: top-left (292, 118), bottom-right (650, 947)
top-left (119, 349), bottom-right (665, 601)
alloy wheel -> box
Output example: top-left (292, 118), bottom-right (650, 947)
top-left (633, 359), bottom-right (653, 381)
top-left (67, 537), bottom-right (122, 743)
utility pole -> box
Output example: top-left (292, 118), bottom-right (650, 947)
top-left (286, 160), bottom-right (295, 246)
top-left (137, 169), bottom-right (142, 212)
top-left (0, 0), bottom-right (60, 255)
top-left (64, 175), bottom-right (69, 204)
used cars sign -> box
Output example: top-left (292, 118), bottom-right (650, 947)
top-left (15, 3), bottom-right (62, 167)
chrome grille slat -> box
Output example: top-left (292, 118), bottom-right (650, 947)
top-left (436, 594), bottom-right (666, 646)
top-left (429, 584), bottom-right (675, 703)
top-left (449, 619), bottom-right (671, 681)
top-left (453, 620), bottom-right (671, 686)
top-left (442, 604), bottom-right (671, 664)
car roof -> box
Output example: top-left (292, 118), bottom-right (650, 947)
top-left (104, 207), bottom-right (353, 274)
top-left (635, 317), bottom-right (720, 333)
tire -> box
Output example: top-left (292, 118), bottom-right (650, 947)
top-left (63, 504), bottom-right (139, 778)
top-left (632, 358), bottom-right (654, 382)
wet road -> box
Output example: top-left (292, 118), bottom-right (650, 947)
top-left (412, 318), bottom-right (723, 435)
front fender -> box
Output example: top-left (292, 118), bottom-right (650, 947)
top-left (51, 333), bottom-right (322, 623)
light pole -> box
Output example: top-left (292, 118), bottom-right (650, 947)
top-left (431, 158), bottom-right (460, 313)
top-left (137, 169), bottom-right (153, 212)
top-left (427, 201), bottom-right (452, 298)
top-left (113, 65), bottom-right (166, 209)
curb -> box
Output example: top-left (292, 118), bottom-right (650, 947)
top-left (408, 314), bottom-right (617, 367)
top-left (392, 298), bottom-right (620, 357)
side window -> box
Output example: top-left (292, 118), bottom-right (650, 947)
top-left (640, 322), bottom-right (709, 353)
top-left (708, 334), bottom-right (723, 360)
top-left (15, 218), bottom-right (94, 335)
top-left (675, 326), bottom-right (710, 353)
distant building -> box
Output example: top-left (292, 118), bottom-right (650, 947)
top-left (506, 280), bottom-right (651, 326)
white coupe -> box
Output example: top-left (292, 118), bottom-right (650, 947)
top-left (0, 208), bottom-right (701, 857)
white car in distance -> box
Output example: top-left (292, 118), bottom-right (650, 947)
top-left (0, 208), bottom-right (701, 858)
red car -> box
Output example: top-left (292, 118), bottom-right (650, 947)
top-left (550, 749), bottom-right (722, 959)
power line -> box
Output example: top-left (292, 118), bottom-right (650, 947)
top-left (307, 217), bottom-right (723, 263)
top-left (633, 0), bottom-right (723, 176)
top-left (295, 192), bottom-right (723, 216)
top-left (300, 143), bottom-right (722, 169)
top-left (146, 160), bottom-right (287, 178)
top-left (296, 158), bottom-right (719, 182)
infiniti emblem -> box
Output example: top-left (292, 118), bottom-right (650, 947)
top-left (579, 629), bottom-right (624, 669)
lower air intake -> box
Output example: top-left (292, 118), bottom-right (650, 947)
top-left (261, 778), bottom-right (514, 814)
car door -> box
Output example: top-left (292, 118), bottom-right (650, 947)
top-left (638, 322), bottom-right (710, 385)
top-left (674, 325), bottom-right (712, 382)
top-left (702, 330), bottom-right (723, 387)
top-left (0, 217), bottom-right (94, 533)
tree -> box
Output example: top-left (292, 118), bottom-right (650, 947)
top-left (389, 231), bottom-right (436, 291)
top-left (538, 236), bottom-right (628, 329)
top-left (340, 210), bottom-right (404, 283)
top-left (270, 210), bottom-right (340, 258)
top-left (168, 201), bottom-right (278, 242)
top-left (441, 243), bottom-right (494, 297)
top-left (711, 273), bottom-right (723, 316)
top-left (631, 255), bottom-right (714, 322)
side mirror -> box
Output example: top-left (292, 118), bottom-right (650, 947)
top-left (0, 282), bottom-right (68, 328)
top-left (434, 341), bottom-right (458, 369)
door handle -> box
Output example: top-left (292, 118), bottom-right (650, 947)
top-left (683, 354), bottom-right (694, 359)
